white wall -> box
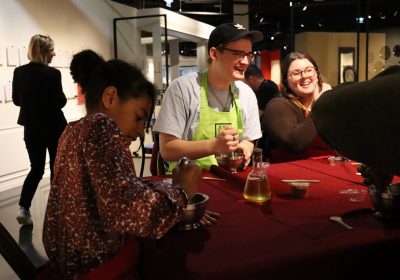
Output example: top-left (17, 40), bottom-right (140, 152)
top-left (0, 0), bottom-right (138, 191)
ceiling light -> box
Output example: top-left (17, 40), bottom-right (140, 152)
top-left (271, 36), bottom-right (275, 40)
top-left (260, 17), bottom-right (264, 23)
top-left (178, 0), bottom-right (226, 16)
top-left (165, 0), bottom-right (173, 8)
top-left (318, 23), bottom-right (322, 27)
top-left (394, 11), bottom-right (398, 17)
top-left (303, 6), bottom-right (307, 11)
top-left (300, 24), bottom-right (304, 28)
top-left (179, 11), bottom-right (228, 15)
top-left (368, 15), bottom-right (372, 19)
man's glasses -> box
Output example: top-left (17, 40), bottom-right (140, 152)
top-left (289, 66), bottom-right (317, 81)
top-left (220, 47), bottom-right (256, 62)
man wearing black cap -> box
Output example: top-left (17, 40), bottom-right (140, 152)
top-left (154, 23), bottom-right (264, 171)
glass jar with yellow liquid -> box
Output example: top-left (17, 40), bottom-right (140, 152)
top-left (243, 148), bottom-right (271, 203)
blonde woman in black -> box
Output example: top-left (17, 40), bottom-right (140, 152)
top-left (12, 34), bottom-right (67, 226)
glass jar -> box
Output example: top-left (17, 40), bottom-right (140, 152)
top-left (243, 148), bottom-right (271, 203)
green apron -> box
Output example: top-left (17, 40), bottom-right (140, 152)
top-left (168, 70), bottom-right (244, 172)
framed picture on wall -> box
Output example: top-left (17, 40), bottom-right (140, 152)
top-left (338, 47), bottom-right (356, 83)
top-left (342, 65), bottom-right (356, 83)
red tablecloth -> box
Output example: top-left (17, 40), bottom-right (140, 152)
top-left (138, 160), bottom-right (400, 280)
top-left (288, 157), bottom-right (365, 184)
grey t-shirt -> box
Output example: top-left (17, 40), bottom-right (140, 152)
top-left (153, 71), bottom-right (262, 142)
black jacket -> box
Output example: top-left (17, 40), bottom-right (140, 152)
top-left (12, 62), bottom-right (67, 128)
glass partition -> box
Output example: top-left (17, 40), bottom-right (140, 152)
top-left (113, 14), bottom-right (169, 99)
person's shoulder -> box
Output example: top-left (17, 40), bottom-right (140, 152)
top-left (268, 96), bottom-right (289, 104)
top-left (265, 96), bottom-right (292, 109)
top-left (321, 82), bottom-right (332, 93)
top-left (13, 63), bottom-right (34, 77)
top-left (262, 79), bottom-right (279, 88)
top-left (172, 71), bottom-right (199, 85)
top-left (166, 72), bottom-right (200, 97)
top-left (263, 79), bottom-right (278, 85)
top-left (79, 113), bottom-right (118, 136)
top-left (84, 113), bottom-right (113, 126)
top-left (233, 80), bottom-right (253, 94)
top-left (13, 65), bottom-right (23, 74)
top-left (14, 63), bottom-right (31, 72)
top-left (46, 66), bottom-right (61, 75)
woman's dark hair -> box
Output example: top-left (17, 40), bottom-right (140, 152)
top-left (280, 52), bottom-right (323, 98)
top-left (70, 49), bottom-right (104, 91)
top-left (70, 49), bottom-right (155, 122)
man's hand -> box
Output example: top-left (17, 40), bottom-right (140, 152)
top-left (213, 126), bottom-right (239, 154)
top-left (200, 210), bottom-right (220, 226)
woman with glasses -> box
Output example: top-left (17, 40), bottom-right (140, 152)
top-left (154, 23), bottom-right (263, 171)
top-left (260, 52), bottom-right (334, 163)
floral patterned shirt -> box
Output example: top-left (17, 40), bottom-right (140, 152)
top-left (43, 113), bottom-right (187, 279)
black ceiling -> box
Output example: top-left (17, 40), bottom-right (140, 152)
top-left (112, 0), bottom-right (400, 54)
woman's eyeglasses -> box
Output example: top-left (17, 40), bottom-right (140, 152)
top-left (220, 47), bottom-right (256, 62)
top-left (289, 66), bottom-right (317, 81)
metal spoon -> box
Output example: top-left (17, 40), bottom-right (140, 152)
top-left (329, 216), bottom-right (353, 230)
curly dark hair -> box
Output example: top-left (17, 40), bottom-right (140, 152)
top-left (70, 49), bottom-right (155, 114)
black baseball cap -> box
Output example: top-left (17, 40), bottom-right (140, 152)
top-left (208, 23), bottom-right (264, 52)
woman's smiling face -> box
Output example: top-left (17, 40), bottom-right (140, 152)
top-left (287, 58), bottom-right (319, 98)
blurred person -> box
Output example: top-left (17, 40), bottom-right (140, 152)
top-left (313, 65), bottom-right (400, 191)
top-left (12, 34), bottom-right (67, 226)
top-left (244, 63), bottom-right (280, 118)
top-left (43, 50), bottom-right (216, 279)
top-left (153, 23), bottom-right (263, 172)
top-left (261, 52), bottom-right (334, 162)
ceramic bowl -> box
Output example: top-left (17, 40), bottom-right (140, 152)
top-left (289, 182), bottom-right (309, 198)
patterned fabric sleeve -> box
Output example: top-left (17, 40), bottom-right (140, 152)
top-left (83, 116), bottom-right (187, 239)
